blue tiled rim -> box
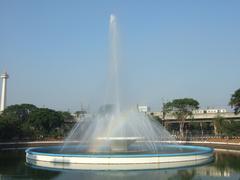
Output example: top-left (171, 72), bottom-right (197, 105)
top-left (26, 144), bottom-right (213, 158)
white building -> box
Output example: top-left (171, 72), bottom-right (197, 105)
top-left (137, 105), bottom-right (150, 113)
top-left (193, 108), bottom-right (227, 114)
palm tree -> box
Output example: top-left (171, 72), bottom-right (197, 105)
top-left (213, 115), bottom-right (224, 135)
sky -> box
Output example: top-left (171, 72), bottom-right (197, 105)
top-left (0, 0), bottom-right (239, 112)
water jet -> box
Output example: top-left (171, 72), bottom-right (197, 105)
top-left (25, 14), bottom-right (213, 171)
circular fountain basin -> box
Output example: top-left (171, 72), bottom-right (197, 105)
top-left (26, 144), bottom-right (214, 170)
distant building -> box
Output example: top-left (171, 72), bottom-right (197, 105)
top-left (72, 110), bottom-right (89, 121)
top-left (193, 108), bottom-right (227, 114)
top-left (137, 105), bottom-right (150, 113)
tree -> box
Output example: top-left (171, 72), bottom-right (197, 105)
top-left (213, 115), bottom-right (240, 136)
top-left (60, 111), bottom-right (74, 121)
top-left (2, 104), bottom-right (37, 122)
top-left (162, 102), bottom-right (172, 121)
top-left (0, 115), bottom-right (20, 140)
top-left (213, 115), bottom-right (225, 135)
top-left (229, 88), bottom-right (240, 114)
top-left (28, 108), bottom-right (64, 138)
top-left (0, 104), bottom-right (38, 140)
top-left (164, 98), bottom-right (199, 137)
top-left (220, 120), bottom-right (240, 136)
top-left (162, 102), bottom-right (174, 130)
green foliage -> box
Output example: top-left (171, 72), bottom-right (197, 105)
top-left (221, 120), bottom-right (240, 136)
top-left (28, 108), bottom-right (64, 137)
top-left (214, 115), bottom-right (225, 135)
top-left (0, 115), bottom-right (20, 140)
top-left (0, 104), bottom-right (69, 141)
top-left (162, 102), bottom-right (172, 120)
top-left (2, 104), bottom-right (37, 122)
top-left (163, 98), bottom-right (199, 137)
top-left (167, 98), bottom-right (199, 119)
top-left (60, 111), bottom-right (74, 121)
top-left (229, 88), bottom-right (240, 114)
top-left (0, 104), bottom-right (38, 140)
top-left (214, 115), bottom-right (240, 136)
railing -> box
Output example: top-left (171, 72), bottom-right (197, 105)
top-left (174, 135), bottom-right (240, 143)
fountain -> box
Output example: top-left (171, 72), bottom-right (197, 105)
top-left (25, 14), bottom-right (213, 171)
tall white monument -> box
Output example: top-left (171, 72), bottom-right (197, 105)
top-left (0, 72), bottom-right (9, 112)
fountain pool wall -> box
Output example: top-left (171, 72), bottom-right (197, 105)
top-left (26, 145), bottom-right (214, 170)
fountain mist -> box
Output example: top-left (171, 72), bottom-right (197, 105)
top-left (26, 14), bottom-right (213, 171)
top-left (61, 14), bottom-right (175, 153)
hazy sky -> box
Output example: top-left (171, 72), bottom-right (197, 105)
top-left (0, 0), bottom-right (239, 112)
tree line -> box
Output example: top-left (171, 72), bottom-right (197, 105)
top-left (0, 104), bottom-right (74, 141)
top-left (0, 88), bottom-right (239, 141)
top-left (161, 88), bottom-right (240, 137)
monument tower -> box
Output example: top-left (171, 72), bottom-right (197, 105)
top-left (0, 72), bottom-right (9, 112)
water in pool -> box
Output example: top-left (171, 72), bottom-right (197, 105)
top-left (0, 149), bottom-right (240, 179)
